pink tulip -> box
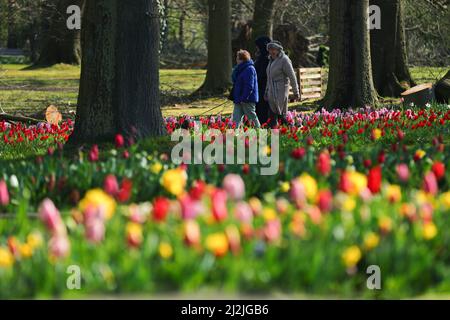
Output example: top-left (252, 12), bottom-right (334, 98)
top-left (396, 164), bottom-right (410, 182)
top-left (222, 174), bottom-right (245, 200)
top-left (290, 179), bottom-right (306, 208)
top-left (263, 219), bottom-right (281, 243)
top-left (82, 205), bottom-right (107, 243)
top-left (180, 194), bottom-right (203, 220)
top-left (234, 202), bottom-right (253, 223)
top-left (39, 198), bottom-right (63, 234)
top-left (212, 189), bottom-right (228, 221)
top-left (49, 235), bottom-right (70, 258)
top-left (103, 174), bottom-right (119, 196)
top-left (85, 218), bottom-right (105, 243)
top-left (423, 172), bottom-right (438, 195)
top-left (0, 180), bottom-right (9, 206)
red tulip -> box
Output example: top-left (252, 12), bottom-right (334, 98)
top-left (291, 147), bottom-right (306, 159)
top-left (339, 171), bottom-right (352, 193)
top-left (115, 134), bottom-right (125, 148)
top-left (103, 175), bottom-right (119, 196)
top-left (88, 145), bottom-right (99, 162)
top-left (117, 178), bottom-right (133, 203)
top-left (317, 190), bottom-right (333, 213)
top-left (431, 161), bottom-right (445, 180)
top-left (316, 151), bottom-right (331, 176)
top-left (189, 180), bottom-right (206, 200)
top-left (153, 197), bottom-right (170, 222)
top-left (368, 166), bottom-right (382, 194)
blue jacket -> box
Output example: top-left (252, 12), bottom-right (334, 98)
top-left (232, 60), bottom-right (259, 104)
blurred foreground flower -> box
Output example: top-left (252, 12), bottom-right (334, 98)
top-left (161, 168), bottom-right (187, 196)
top-left (342, 245), bottom-right (362, 268)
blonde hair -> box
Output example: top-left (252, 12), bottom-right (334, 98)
top-left (237, 50), bottom-right (251, 62)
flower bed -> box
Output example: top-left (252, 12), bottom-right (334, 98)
top-left (0, 105), bottom-right (449, 298)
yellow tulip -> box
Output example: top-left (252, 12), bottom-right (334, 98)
top-left (79, 189), bottom-right (116, 220)
top-left (159, 242), bottom-right (173, 259)
top-left (298, 173), bottom-right (318, 201)
top-left (161, 168), bottom-right (187, 197)
top-left (364, 232), bottom-right (380, 251)
top-left (423, 222), bottom-right (437, 240)
top-left (205, 233), bottom-right (229, 257)
top-left (0, 247), bottom-right (14, 269)
top-left (342, 245), bottom-right (362, 268)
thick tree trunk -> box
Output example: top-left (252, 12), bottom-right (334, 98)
top-left (370, 0), bottom-right (415, 97)
top-left (199, 0), bottom-right (232, 94)
top-left (7, 0), bottom-right (18, 49)
top-left (435, 70), bottom-right (450, 104)
top-left (69, 0), bottom-right (165, 145)
top-left (250, 0), bottom-right (276, 53)
top-left (323, 0), bottom-right (378, 110)
top-left (36, 0), bottom-right (82, 66)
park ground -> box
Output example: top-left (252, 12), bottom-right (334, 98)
top-left (0, 63), bottom-right (449, 118)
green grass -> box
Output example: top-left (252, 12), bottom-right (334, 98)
top-left (0, 63), bottom-right (448, 117)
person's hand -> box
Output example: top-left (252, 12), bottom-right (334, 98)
top-left (293, 93), bottom-right (300, 102)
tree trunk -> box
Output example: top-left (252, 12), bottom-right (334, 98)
top-left (69, 0), bottom-right (165, 145)
top-left (161, 0), bottom-right (170, 52)
top-left (370, 0), bottom-right (415, 97)
top-left (323, 0), bottom-right (378, 109)
top-left (198, 0), bottom-right (232, 94)
top-left (7, 0), bottom-right (18, 49)
top-left (435, 70), bottom-right (450, 104)
top-left (36, 0), bottom-right (82, 66)
top-left (250, 0), bottom-right (276, 53)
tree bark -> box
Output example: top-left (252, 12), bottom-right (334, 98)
top-left (7, 0), bottom-right (18, 49)
top-left (69, 0), bottom-right (165, 145)
top-left (250, 0), bottom-right (276, 53)
top-left (198, 0), bottom-right (232, 94)
top-left (435, 70), bottom-right (450, 104)
top-left (370, 0), bottom-right (415, 97)
top-left (323, 0), bottom-right (378, 110)
top-left (36, 0), bottom-right (82, 66)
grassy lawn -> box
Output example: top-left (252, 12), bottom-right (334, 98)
top-left (0, 63), bottom-right (448, 118)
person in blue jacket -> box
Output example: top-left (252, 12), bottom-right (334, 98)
top-left (231, 50), bottom-right (261, 128)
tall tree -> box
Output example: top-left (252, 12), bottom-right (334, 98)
top-left (323, 0), bottom-right (378, 109)
top-left (198, 0), bottom-right (232, 94)
top-left (252, 0), bottom-right (276, 39)
top-left (6, 0), bottom-right (18, 48)
top-left (36, 0), bottom-right (82, 65)
top-left (249, 0), bottom-right (276, 55)
top-left (370, 0), bottom-right (415, 97)
top-left (69, 0), bottom-right (165, 145)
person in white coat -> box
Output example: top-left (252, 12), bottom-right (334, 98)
top-left (265, 41), bottom-right (300, 128)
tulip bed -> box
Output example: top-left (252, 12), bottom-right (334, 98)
top-left (0, 105), bottom-right (449, 298)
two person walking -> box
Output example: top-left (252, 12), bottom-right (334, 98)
top-left (231, 38), bottom-right (300, 128)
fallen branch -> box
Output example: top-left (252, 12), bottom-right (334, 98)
top-left (0, 113), bottom-right (43, 124)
